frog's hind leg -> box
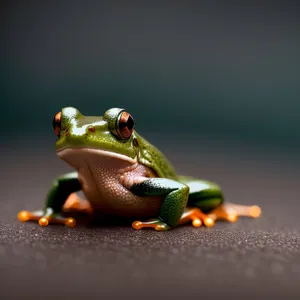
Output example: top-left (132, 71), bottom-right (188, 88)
top-left (208, 203), bottom-right (261, 222)
top-left (177, 176), bottom-right (261, 227)
top-left (177, 177), bottom-right (224, 228)
top-left (178, 207), bottom-right (216, 227)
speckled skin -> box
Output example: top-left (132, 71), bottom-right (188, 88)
top-left (58, 148), bottom-right (163, 218)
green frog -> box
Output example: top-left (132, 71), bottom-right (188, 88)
top-left (18, 107), bottom-right (261, 231)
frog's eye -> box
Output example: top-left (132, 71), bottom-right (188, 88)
top-left (52, 111), bottom-right (61, 136)
top-left (116, 111), bottom-right (134, 139)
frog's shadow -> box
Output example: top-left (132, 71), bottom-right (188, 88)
top-left (62, 213), bottom-right (229, 230)
top-left (63, 212), bottom-right (139, 228)
top-left (62, 212), bottom-right (237, 229)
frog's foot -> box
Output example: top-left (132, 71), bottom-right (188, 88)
top-left (178, 207), bottom-right (215, 228)
top-left (63, 193), bottom-right (93, 214)
top-left (208, 203), bottom-right (261, 222)
top-left (18, 208), bottom-right (76, 228)
top-left (132, 218), bottom-right (171, 231)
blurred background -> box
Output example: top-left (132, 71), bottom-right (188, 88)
top-left (1, 2), bottom-right (300, 299)
top-left (2, 0), bottom-right (300, 150)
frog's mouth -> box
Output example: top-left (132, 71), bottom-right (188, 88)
top-left (56, 147), bottom-right (138, 166)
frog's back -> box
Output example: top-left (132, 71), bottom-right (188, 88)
top-left (134, 132), bottom-right (177, 180)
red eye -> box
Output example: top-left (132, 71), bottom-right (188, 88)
top-left (117, 111), bottom-right (134, 139)
top-left (52, 111), bottom-right (61, 136)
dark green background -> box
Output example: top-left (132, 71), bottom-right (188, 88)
top-left (2, 1), bottom-right (300, 150)
top-left (1, 2), bottom-right (300, 299)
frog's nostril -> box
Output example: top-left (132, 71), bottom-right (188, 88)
top-left (52, 111), bottom-right (62, 136)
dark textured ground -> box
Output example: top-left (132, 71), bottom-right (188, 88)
top-left (1, 139), bottom-right (300, 300)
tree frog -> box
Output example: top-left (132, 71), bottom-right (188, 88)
top-left (18, 107), bottom-right (261, 231)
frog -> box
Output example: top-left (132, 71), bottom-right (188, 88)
top-left (18, 107), bottom-right (261, 231)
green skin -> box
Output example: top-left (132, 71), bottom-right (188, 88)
top-left (40, 107), bottom-right (224, 230)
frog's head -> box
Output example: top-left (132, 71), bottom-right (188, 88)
top-left (53, 107), bottom-right (138, 167)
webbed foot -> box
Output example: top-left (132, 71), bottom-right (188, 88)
top-left (132, 218), bottom-right (171, 231)
top-left (179, 203), bottom-right (261, 228)
top-left (208, 203), bottom-right (261, 223)
top-left (18, 208), bottom-right (76, 228)
top-left (179, 208), bottom-right (215, 227)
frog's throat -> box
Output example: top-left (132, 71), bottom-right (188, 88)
top-left (56, 148), bottom-right (138, 165)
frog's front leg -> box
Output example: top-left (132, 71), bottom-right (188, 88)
top-left (18, 172), bottom-right (82, 227)
top-left (129, 178), bottom-right (190, 231)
